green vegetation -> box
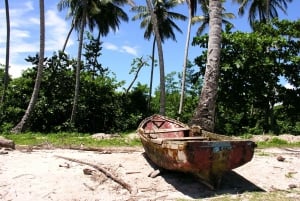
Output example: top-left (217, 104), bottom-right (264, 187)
top-left (1, 19), bottom-right (299, 136)
top-left (256, 137), bottom-right (300, 148)
top-left (1, 132), bottom-right (141, 148)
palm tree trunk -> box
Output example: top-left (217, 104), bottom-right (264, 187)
top-left (70, 2), bottom-right (86, 125)
top-left (146, 0), bottom-right (166, 115)
top-left (190, 0), bottom-right (222, 132)
top-left (62, 22), bottom-right (74, 53)
top-left (11, 0), bottom-right (45, 133)
top-left (178, 2), bottom-right (193, 115)
top-left (148, 36), bottom-right (156, 112)
top-left (1, 0), bottom-right (10, 105)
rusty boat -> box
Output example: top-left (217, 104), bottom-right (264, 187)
top-left (137, 114), bottom-right (256, 189)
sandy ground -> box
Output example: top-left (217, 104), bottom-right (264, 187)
top-left (0, 146), bottom-right (300, 201)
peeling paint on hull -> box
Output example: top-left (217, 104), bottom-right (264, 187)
top-left (137, 114), bottom-right (256, 189)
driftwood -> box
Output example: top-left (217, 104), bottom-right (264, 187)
top-left (55, 155), bottom-right (133, 193)
top-left (0, 137), bottom-right (15, 149)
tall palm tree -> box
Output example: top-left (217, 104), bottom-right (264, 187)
top-left (178, 0), bottom-right (195, 116)
top-left (58, 0), bottom-right (131, 125)
top-left (58, 0), bottom-right (89, 125)
top-left (61, 0), bottom-right (134, 52)
top-left (132, 0), bottom-right (187, 114)
top-left (189, 0), bottom-right (223, 132)
top-left (233, 0), bottom-right (293, 28)
top-left (1, 0), bottom-right (10, 105)
top-left (11, 0), bottom-right (45, 133)
top-left (178, 0), bottom-right (234, 115)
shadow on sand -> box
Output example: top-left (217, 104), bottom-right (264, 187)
top-left (143, 153), bottom-right (264, 199)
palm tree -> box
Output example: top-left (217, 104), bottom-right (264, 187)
top-left (61, 0), bottom-right (134, 52)
top-left (1, 0), bottom-right (10, 105)
top-left (233, 0), bottom-right (293, 28)
top-left (178, 0), bottom-right (234, 116)
top-left (58, 0), bottom-right (89, 125)
top-left (132, 0), bottom-right (187, 114)
top-left (11, 0), bottom-right (45, 133)
top-left (192, 0), bottom-right (235, 35)
top-left (178, 0), bottom-right (195, 116)
top-left (189, 0), bottom-right (223, 132)
top-left (58, 0), bottom-right (131, 125)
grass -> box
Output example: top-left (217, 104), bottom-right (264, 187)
top-left (256, 137), bottom-right (300, 149)
top-left (2, 132), bottom-right (299, 149)
top-left (1, 132), bottom-right (142, 148)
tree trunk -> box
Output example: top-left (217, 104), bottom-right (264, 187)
top-left (189, 0), bottom-right (222, 132)
top-left (1, 0), bottom-right (10, 105)
top-left (62, 22), bottom-right (74, 53)
top-left (11, 0), bottom-right (45, 133)
top-left (148, 37), bottom-right (156, 112)
top-left (70, 2), bottom-right (86, 125)
top-left (178, 2), bottom-right (192, 115)
top-left (0, 136), bottom-right (15, 149)
top-left (146, 0), bottom-right (166, 116)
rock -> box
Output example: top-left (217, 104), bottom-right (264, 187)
top-left (288, 184), bottom-right (297, 189)
top-left (277, 155), bottom-right (285, 162)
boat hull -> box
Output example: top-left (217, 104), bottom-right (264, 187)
top-left (137, 114), bottom-right (256, 189)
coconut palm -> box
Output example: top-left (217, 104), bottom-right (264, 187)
top-left (192, 0), bottom-right (235, 35)
top-left (132, 0), bottom-right (187, 114)
top-left (189, 0), bottom-right (223, 132)
top-left (233, 0), bottom-right (293, 28)
top-left (61, 0), bottom-right (134, 52)
top-left (58, 0), bottom-right (131, 125)
top-left (58, 0), bottom-right (89, 125)
top-left (1, 0), bottom-right (10, 105)
top-left (11, 0), bottom-right (45, 133)
top-left (178, 0), bottom-right (234, 116)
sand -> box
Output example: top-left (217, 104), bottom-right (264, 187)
top-left (0, 146), bottom-right (300, 201)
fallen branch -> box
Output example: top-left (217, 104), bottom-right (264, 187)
top-left (55, 155), bottom-right (132, 193)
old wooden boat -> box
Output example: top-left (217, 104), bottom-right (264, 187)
top-left (137, 114), bottom-right (256, 189)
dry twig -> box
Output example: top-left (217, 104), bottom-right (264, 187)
top-left (55, 155), bottom-right (133, 193)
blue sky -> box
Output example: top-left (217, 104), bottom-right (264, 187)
top-left (0, 0), bottom-right (299, 90)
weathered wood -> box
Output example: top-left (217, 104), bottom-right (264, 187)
top-left (0, 137), bottom-right (15, 149)
top-left (55, 155), bottom-right (133, 193)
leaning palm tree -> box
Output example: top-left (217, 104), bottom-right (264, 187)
top-left (189, 0), bottom-right (223, 132)
top-left (232, 0), bottom-right (293, 28)
top-left (178, 0), bottom-right (234, 115)
top-left (132, 0), bottom-right (187, 114)
top-left (11, 0), bottom-right (45, 133)
top-left (1, 0), bottom-right (10, 105)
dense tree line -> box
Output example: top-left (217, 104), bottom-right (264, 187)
top-left (192, 19), bottom-right (300, 135)
top-left (1, 1), bottom-right (298, 135)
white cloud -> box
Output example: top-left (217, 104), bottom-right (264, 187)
top-left (121, 45), bottom-right (138, 56)
top-left (103, 42), bottom-right (118, 51)
top-left (0, 1), bottom-right (74, 78)
top-left (24, 1), bottom-right (34, 11)
top-left (103, 42), bottom-right (138, 56)
top-left (45, 10), bottom-right (74, 51)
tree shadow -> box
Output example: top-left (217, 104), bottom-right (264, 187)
top-left (142, 153), bottom-right (264, 199)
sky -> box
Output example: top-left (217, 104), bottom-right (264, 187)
top-left (0, 0), bottom-right (299, 90)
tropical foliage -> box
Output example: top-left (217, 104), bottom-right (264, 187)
top-left (0, 1), bottom-right (298, 136)
top-left (192, 19), bottom-right (300, 134)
